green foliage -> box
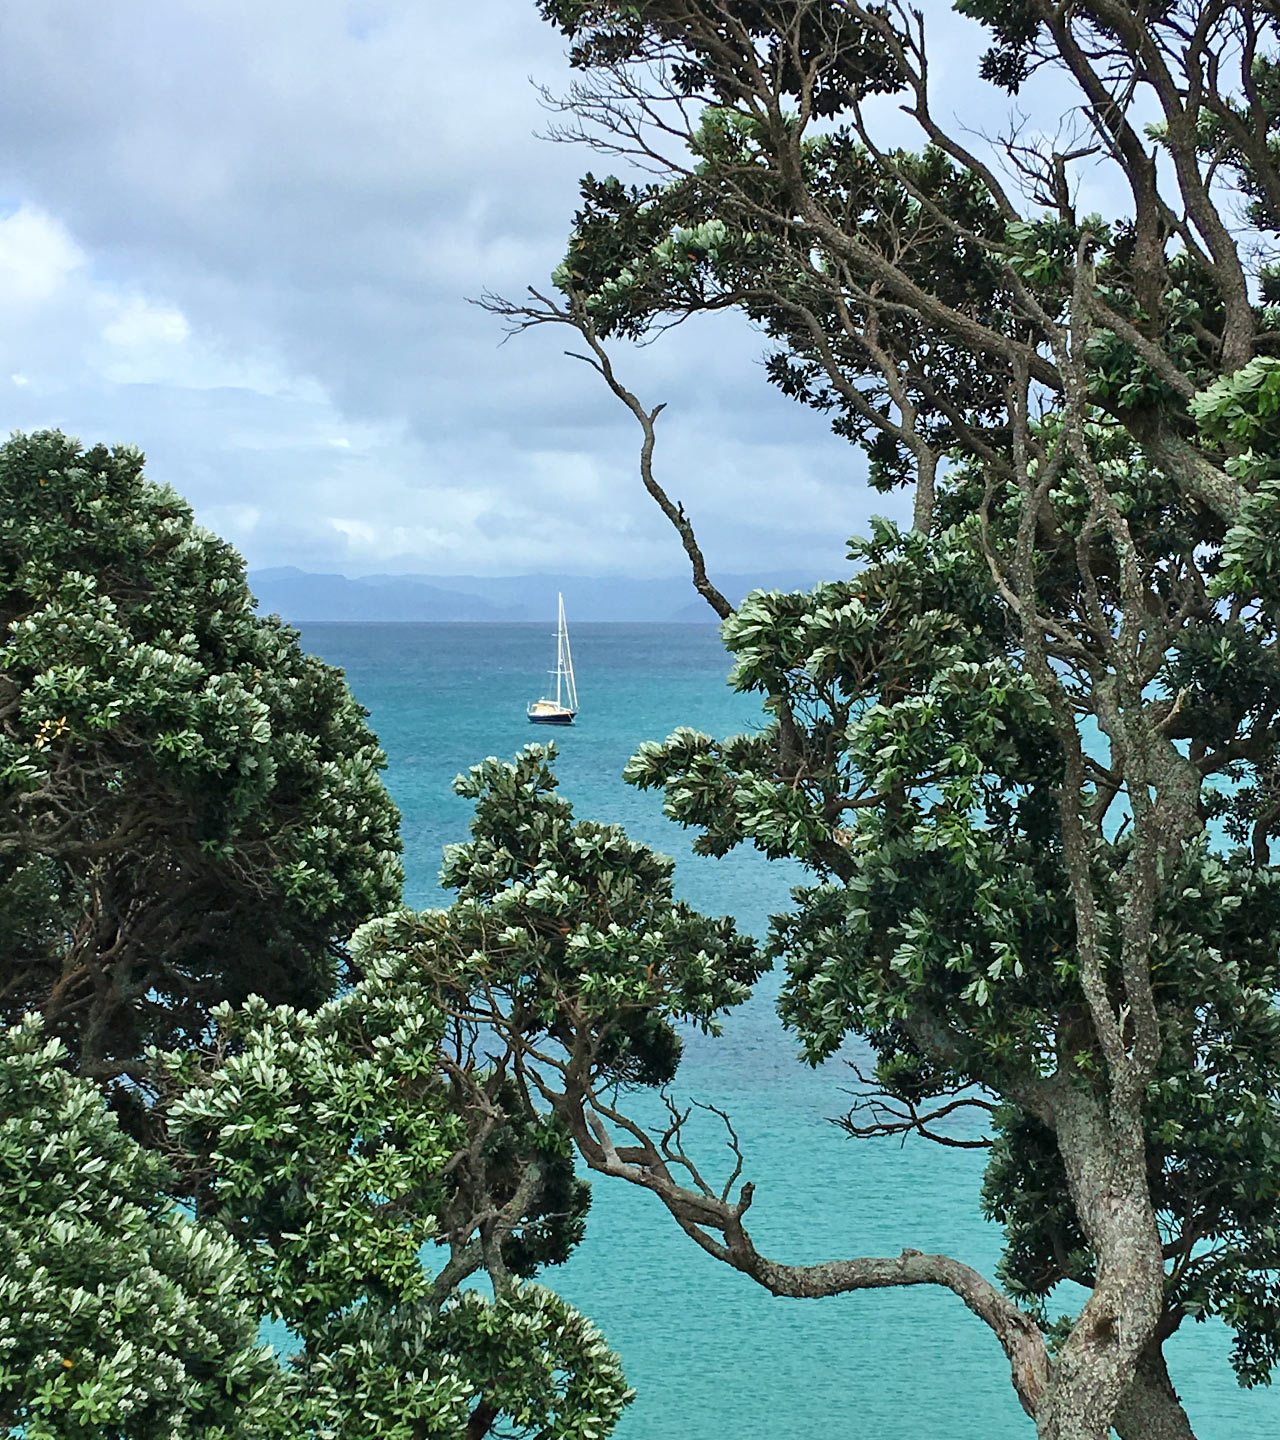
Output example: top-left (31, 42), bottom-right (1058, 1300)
top-left (1185, 361), bottom-right (1280, 605)
top-left (551, 132), bottom-right (1013, 490)
top-left (626, 522), bottom-right (1069, 1077)
top-left (337, 745), bottom-right (768, 1427)
top-left (2, 976), bottom-right (633, 1440)
top-left (1189, 357), bottom-right (1280, 457)
top-left (432, 1287), bottom-right (632, 1440)
top-left (623, 484), bottom-right (1280, 1381)
top-left (364, 745), bottom-right (763, 1088)
top-left (540, 0), bottom-right (905, 114)
top-left (163, 983), bottom-right (460, 1329)
top-left (281, 1285), bottom-right (627, 1440)
top-left (982, 847), bottom-right (1280, 1383)
top-left (0, 438), bottom-right (632, 1440)
top-left (0, 430), bottom-right (402, 1124)
top-left (164, 953), bottom-right (631, 1439)
top-left (0, 1017), bottom-right (284, 1440)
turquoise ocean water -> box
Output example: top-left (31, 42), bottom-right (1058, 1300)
top-left (298, 620), bottom-right (1279, 1439)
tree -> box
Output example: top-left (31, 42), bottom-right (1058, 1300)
top-left (1, 958), bottom-right (633, 1440)
top-left (0, 1016), bottom-right (286, 1440)
top-left (163, 944), bottom-right (634, 1440)
top-left (463, 3), bottom-right (1280, 1436)
top-left (0, 430), bottom-right (403, 1133)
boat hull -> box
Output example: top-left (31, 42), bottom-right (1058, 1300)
top-left (528, 711), bottom-right (576, 725)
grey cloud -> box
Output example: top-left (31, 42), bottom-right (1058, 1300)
top-left (0, 0), bottom-right (907, 579)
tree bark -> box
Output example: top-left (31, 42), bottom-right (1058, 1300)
top-left (1034, 1098), bottom-right (1167, 1440)
top-left (1113, 1342), bottom-right (1198, 1440)
top-left (465, 1399), bottom-right (499, 1440)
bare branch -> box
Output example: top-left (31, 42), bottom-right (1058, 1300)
top-left (477, 287), bottom-right (734, 619)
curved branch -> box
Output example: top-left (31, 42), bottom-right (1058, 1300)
top-left (550, 1082), bottom-right (1051, 1420)
top-left (477, 287), bottom-right (734, 620)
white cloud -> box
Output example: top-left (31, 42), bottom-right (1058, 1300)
top-left (202, 502), bottom-right (261, 535)
top-left (0, 205), bottom-right (83, 303)
top-left (329, 516), bottom-right (378, 547)
top-left (101, 296), bottom-right (190, 349)
top-left (0, 1), bottom-right (881, 580)
top-left (0, 195), bottom-right (316, 406)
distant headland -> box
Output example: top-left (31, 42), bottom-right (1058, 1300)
top-left (248, 567), bottom-right (824, 624)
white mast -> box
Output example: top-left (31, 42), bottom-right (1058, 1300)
top-left (555, 593), bottom-right (563, 708)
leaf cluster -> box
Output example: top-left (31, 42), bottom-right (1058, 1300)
top-left (541, 0), bottom-right (906, 113)
top-left (3, 976), bottom-right (633, 1440)
top-left (624, 489), bottom-right (1280, 1376)
top-left (163, 958), bottom-right (631, 1439)
top-left (367, 745), bottom-right (763, 1091)
top-left (0, 431), bottom-right (403, 1128)
top-left (0, 1017), bottom-right (284, 1440)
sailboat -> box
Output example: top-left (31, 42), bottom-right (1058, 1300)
top-left (527, 592), bottom-right (578, 725)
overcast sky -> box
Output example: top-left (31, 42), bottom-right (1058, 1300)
top-left (0, 1), bottom-right (1021, 579)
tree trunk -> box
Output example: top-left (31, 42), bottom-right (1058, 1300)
top-left (465, 1399), bottom-right (498, 1440)
top-left (1033, 1096), bottom-right (1168, 1440)
top-left (1113, 1342), bottom-right (1197, 1440)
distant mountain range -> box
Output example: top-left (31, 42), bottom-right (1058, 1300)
top-left (247, 567), bottom-right (825, 624)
